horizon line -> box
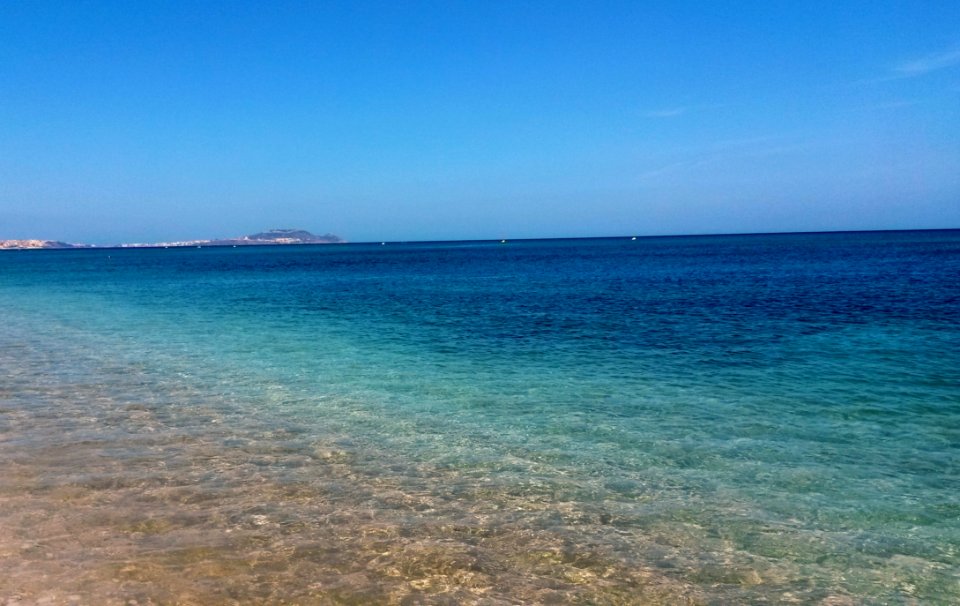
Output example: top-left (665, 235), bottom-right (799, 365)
top-left (3, 226), bottom-right (958, 252)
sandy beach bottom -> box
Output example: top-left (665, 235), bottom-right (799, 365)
top-left (0, 393), bottom-right (718, 606)
top-left (0, 330), bottom-right (897, 606)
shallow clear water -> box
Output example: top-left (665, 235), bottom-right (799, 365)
top-left (1, 231), bottom-right (958, 604)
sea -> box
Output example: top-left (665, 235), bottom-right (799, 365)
top-left (1, 230), bottom-right (958, 605)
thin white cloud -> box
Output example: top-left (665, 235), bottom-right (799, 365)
top-left (644, 107), bottom-right (686, 118)
top-left (635, 139), bottom-right (816, 183)
top-left (893, 47), bottom-right (960, 77)
top-left (643, 102), bottom-right (726, 119)
top-left (857, 99), bottom-right (920, 111)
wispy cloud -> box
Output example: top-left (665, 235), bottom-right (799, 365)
top-left (634, 137), bottom-right (816, 183)
top-left (643, 102), bottom-right (726, 119)
top-left (644, 107), bottom-right (686, 119)
top-left (856, 99), bottom-right (920, 111)
top-left (892, 46), bottom-right (960, 77)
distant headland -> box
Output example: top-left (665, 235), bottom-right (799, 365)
top-left (0, 239), bottom-right (83, 250)
top-left (0, 229), bottom-right (344, 250)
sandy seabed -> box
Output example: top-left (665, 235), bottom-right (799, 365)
top-left (0, 390), bottom-right (716, 606)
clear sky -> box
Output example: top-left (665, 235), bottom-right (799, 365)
top-left (1, 1), bottom-right (958, 244)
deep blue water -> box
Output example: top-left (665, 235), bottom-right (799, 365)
top-left (1, 230), bottom-right (958, 603)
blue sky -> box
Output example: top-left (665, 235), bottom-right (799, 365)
top-left (1, 1), bottom-right (958, 243)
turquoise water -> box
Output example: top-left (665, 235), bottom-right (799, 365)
top-left (1, 231), bottom-right (958, 604)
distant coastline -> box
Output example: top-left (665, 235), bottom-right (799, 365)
top-left (0, 239), bottom-right (86, 250)
top-left (3, 227), bottom-right (958, 251)
top-left (0, 228), bottom-right (344, 250)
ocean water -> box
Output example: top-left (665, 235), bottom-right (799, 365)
top-left (1, 230), bottom-right (958, 605)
